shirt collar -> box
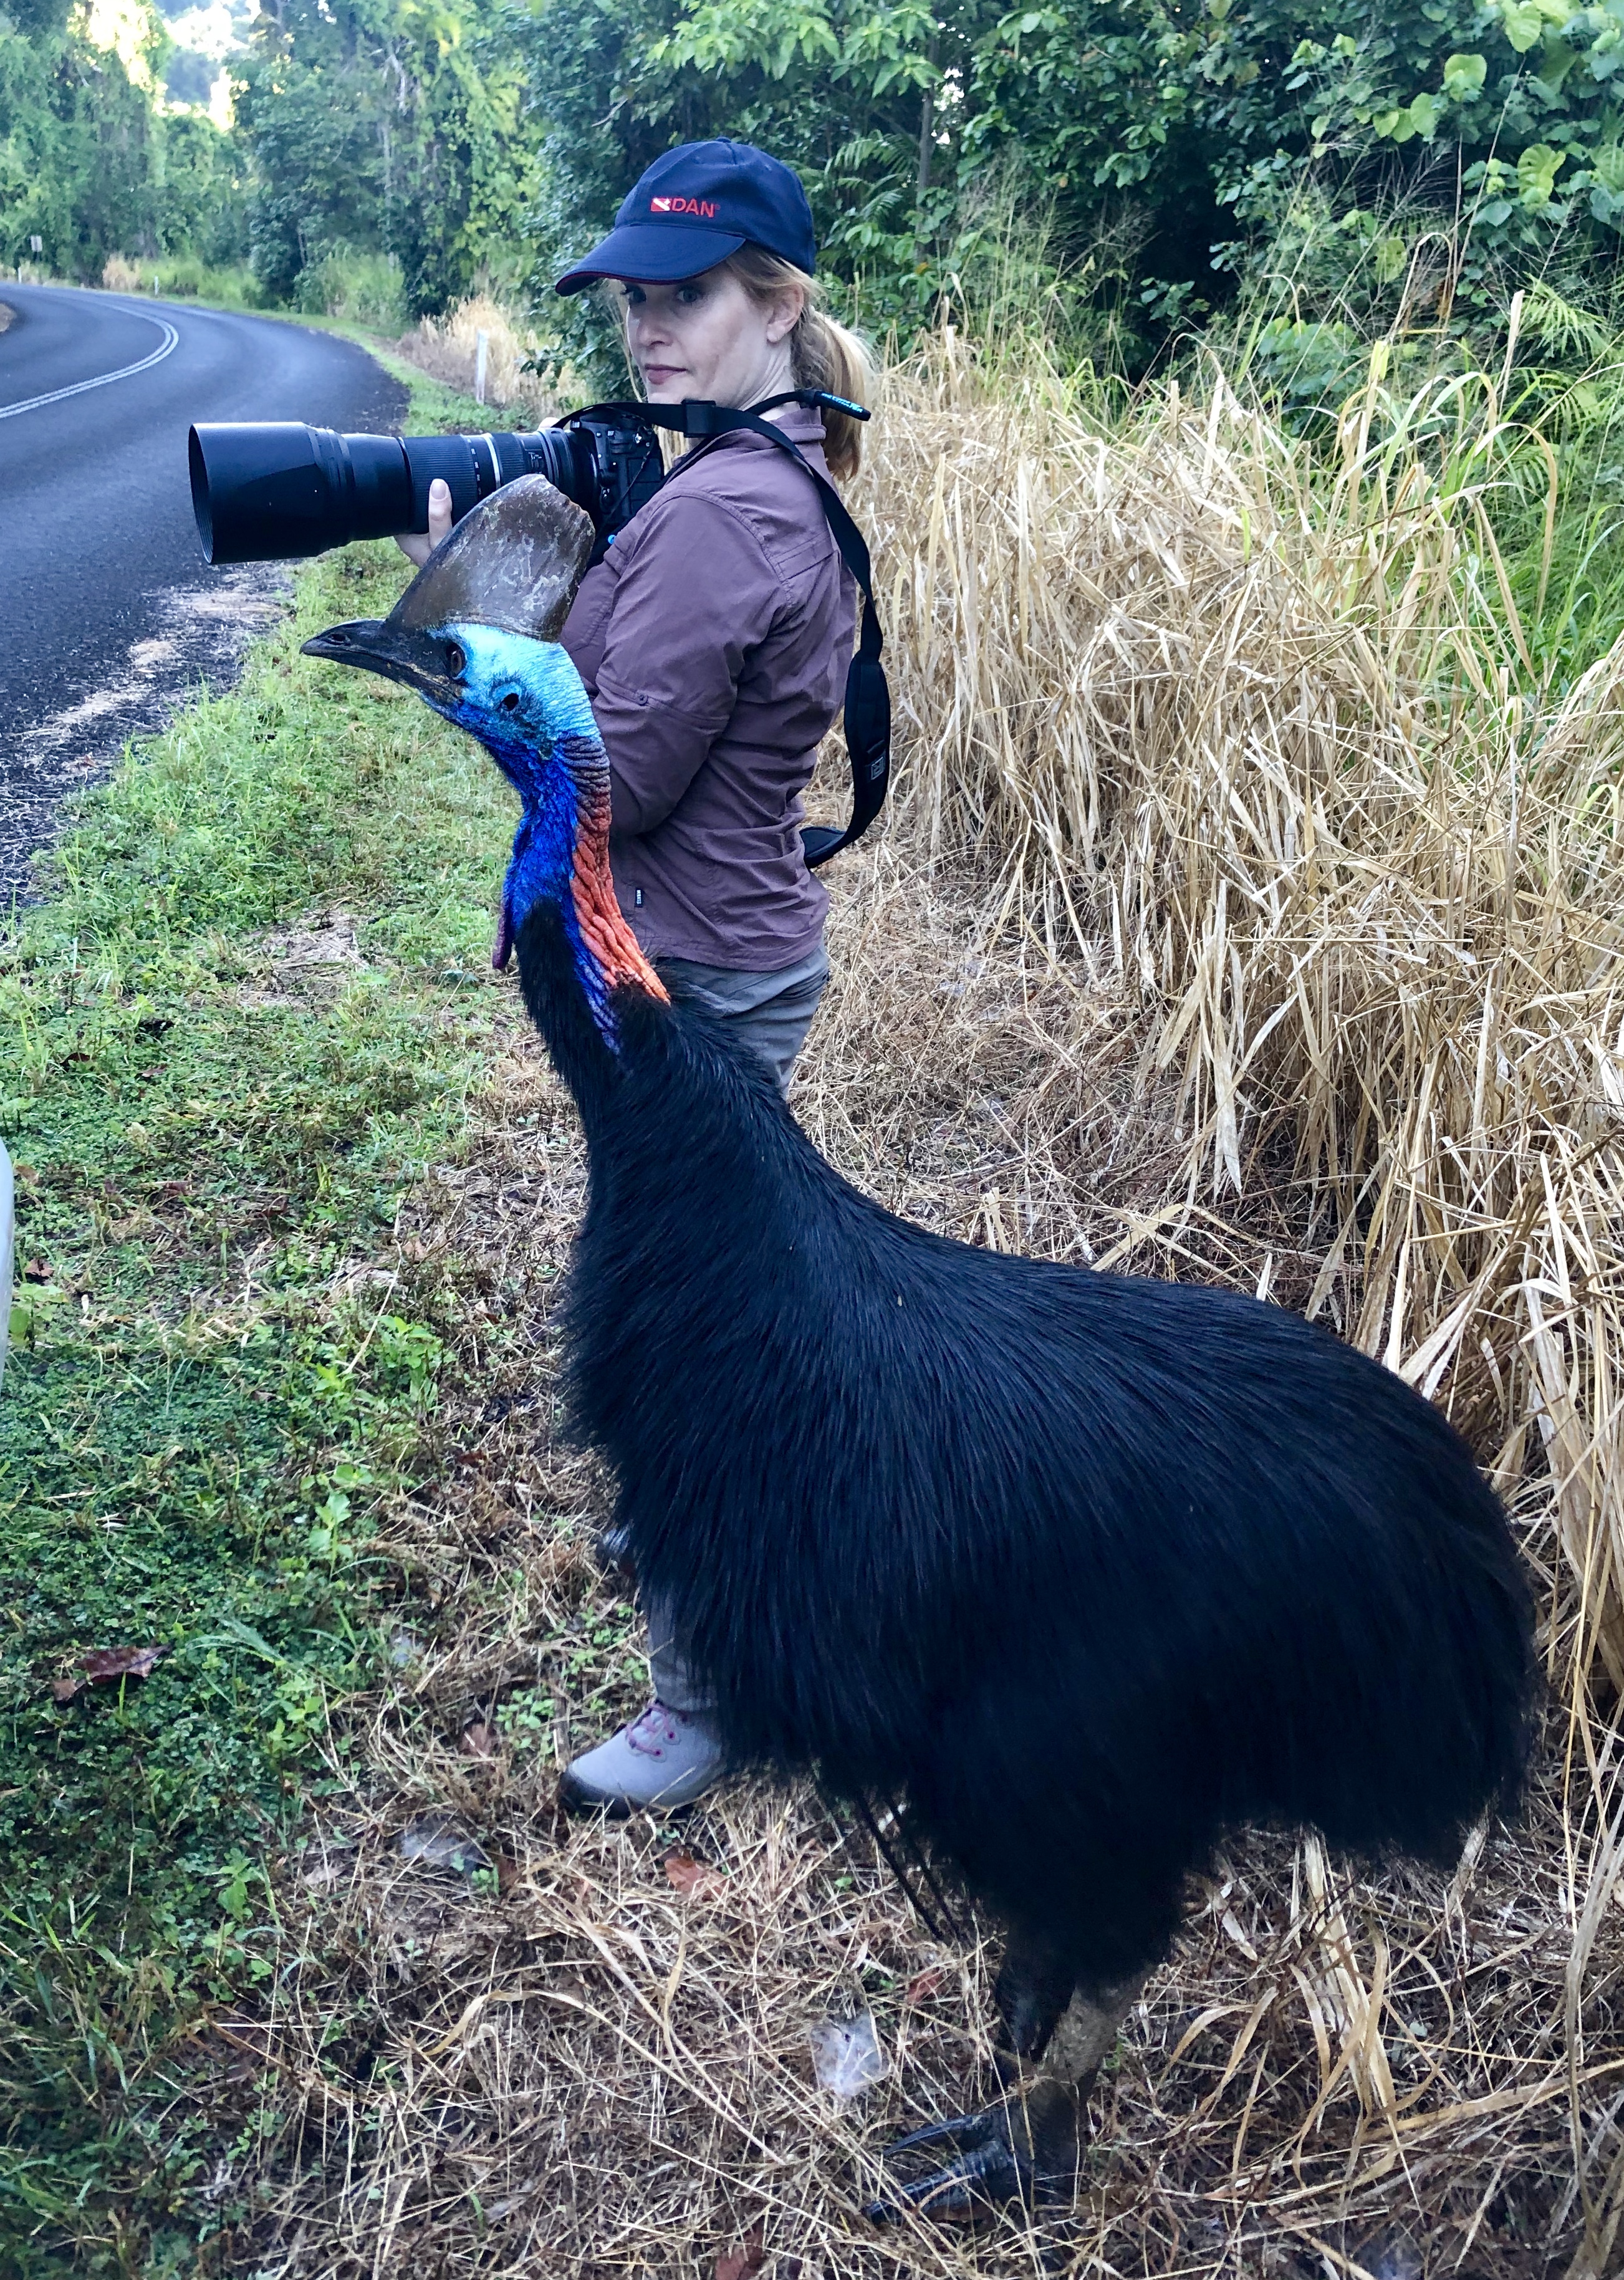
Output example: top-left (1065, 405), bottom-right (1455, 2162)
top-left (765, 402), bottom-right (827, 444)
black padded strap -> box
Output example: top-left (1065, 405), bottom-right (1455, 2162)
top-left (561, 393), bottom-right (891, 867)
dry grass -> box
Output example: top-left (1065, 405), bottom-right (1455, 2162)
top-left (860, 329), bottom-right (1624, 1706)
top-left (218, 330), bottom-right (1624, 2273)
top-left (393, 296), bottom-right (585, 422)
top-left (860, 317), bottom-right (1624, 1990)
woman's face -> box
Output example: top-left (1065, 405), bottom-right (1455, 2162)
top-left (618, 266), bottom-right (803, 408)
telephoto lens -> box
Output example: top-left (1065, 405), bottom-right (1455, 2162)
top-left (188, 422), bottom-right (596, 565)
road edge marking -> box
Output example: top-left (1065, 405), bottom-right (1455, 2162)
top-left (0, 314), bottom-right (181, 421)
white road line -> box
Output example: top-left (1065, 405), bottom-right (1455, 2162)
top-left (0, 314), bottom-right (180, 421)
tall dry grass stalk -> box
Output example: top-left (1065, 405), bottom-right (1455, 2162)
top-left (862, 325), bottom-right (1624, 1714)
top-left (842, 333), bottom-right (1624, 2263)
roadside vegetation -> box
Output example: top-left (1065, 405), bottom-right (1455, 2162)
top-left (16, 0), bottom-right (1624, 391)
top-left (6, 292), bottom-right (1624, 2270)
top-left (8, 0), bottom-right (1624, 2266)
top-left (0, 359), bottom-right (565, 2263)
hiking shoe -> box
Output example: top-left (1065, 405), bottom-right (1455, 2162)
top-left (559, 1699), bottom-right (725, 1814)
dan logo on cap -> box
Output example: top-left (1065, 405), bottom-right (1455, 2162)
top-left (557, 138), bottom-right (817, 294)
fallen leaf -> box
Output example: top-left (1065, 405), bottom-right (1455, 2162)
top-left (22, 1259), bottom-right (51, 1283)
top-left (714, 2226), bottom-right (765, 2280)
top-left (83, 1646), bottom-right (166, 1683)
top-left (1219, 1908), bottom-right (1259, 1963)
top-left (211, 2017), bottom-right (272, 2061)
top-left (496, 1855), bottom-right (521, 1897)
top-left (664, 1851), bottom-right (727, 1899)
top-left (398, 1819), bottom-right (489, 1876)
top-left (180, 2016), bottom-right (271, 2085)
top-left (458, 1721), bottom-right (496, 1757)
top-left (52, 1645), bottom-right (168, 1701)
top-left (903, 1966), bottom-right (946, 2006)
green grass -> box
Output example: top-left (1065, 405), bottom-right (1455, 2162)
top-left (0, 514), bottom-right (522, 2271)
top-left (125, 261), bottom-right (271, 311)
top-left (320, 335), bottom-right (496, 435)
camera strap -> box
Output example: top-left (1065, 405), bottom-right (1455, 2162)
top-left (562, 392), bottom-right (890, 869)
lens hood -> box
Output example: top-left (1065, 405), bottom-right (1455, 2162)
top-left (190, 424), bottom-right (424, 564)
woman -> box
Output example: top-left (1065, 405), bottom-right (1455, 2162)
top-left (403, 139), bottom-right (873, 1812)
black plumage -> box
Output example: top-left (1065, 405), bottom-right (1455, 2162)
top-left (519, 890), bottom-right (1533, 2206)
top-left (306, 481), bottom-right (1535, 2218)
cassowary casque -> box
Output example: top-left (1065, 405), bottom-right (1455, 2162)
top-left (305, 478), bottom-right (1535, 2220)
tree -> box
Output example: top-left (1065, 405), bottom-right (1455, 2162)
top-left (513, 0), bottom-right (999, 341)
top-left (0, 0), bottom-right (243, 277)
top-left (514, 0), bottom-right (1624, 370)
top-left (233, 0), bottom-right (542, 314)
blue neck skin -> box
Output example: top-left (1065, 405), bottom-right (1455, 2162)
top-left (418, 623), bottom-right (629, 1043)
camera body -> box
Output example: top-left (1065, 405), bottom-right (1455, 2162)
top-left (188, 408), bottom-right (667, 567)
top-left (545, 408), bottom-right (668, 560)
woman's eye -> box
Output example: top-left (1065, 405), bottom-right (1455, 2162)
top-left (445, 642), bottom-right (466, 677)
top-left (676, 284), bottom-right (704, 305)
top-left (622, 285), bottom-right (645, 305)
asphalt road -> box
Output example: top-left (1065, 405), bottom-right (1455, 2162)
top-left (0, 284), bottom-right (406, 903)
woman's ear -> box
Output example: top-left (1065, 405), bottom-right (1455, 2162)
top-left (764, 284), bottom-right (806, 345)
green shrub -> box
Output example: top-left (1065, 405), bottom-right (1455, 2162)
top-left (294, 246), bottom-right (408, 332)
top-left (140, 256), bottom-right (267, 307)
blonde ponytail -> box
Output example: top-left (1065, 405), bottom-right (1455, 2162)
top-left (724, 246), bottom-right (875, 483)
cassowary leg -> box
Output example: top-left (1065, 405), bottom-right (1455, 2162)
top-left (867, 1930), bottom-right (1145, 2224)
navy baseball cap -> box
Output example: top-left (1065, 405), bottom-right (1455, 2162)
top-left (555, 139), bottom-right (817, 295)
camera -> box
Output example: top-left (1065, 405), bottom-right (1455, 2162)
top-left (188, 408), bottom-right (666, 567)
top-left (201, 385), bottom-right (891, 869)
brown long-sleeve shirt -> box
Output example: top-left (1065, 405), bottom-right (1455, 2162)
top-left (559, 404), bottom-right (855, 972)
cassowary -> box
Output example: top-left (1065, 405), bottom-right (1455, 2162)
top-left (305, 477), bottom-right (1534, 2220)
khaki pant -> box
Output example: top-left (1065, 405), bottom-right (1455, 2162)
top-left (655, 942), bottom-right (830, 1094)
top-left (645, 943), bottom-right (829, 1711)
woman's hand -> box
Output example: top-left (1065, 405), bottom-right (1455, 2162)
top-left (395, 478), bottom-right (454, 567)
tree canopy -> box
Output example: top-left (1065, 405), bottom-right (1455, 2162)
top-left (0, 2), bottom-right (244, 277)
top-left (6, 0), bottom-right (1624, 355)
top-left (521, 0), bottom-right (1624, 356)
top-left (234, 0), bottom-right (542, 311)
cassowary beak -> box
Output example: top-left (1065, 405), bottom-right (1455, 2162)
top-left (301, 618), bottom-right (464, 708)
top-left (303, 474), bottom-right (597, 701)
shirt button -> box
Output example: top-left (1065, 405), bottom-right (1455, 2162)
top-left (637, 693), bottom-right (648, 706)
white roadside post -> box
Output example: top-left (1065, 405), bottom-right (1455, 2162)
top-left (474, 329), bottom-right (489, 406)
top-left (0, 1141), bottom-right (12, 1391)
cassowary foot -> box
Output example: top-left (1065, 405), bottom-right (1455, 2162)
top-left (594, 1518), bottom-right (635, 1580)
top-left (863, 2078), bottom-right (1085, 2224)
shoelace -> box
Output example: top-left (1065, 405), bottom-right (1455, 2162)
top-left (625, 1700), bottom-right (686, 1758)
